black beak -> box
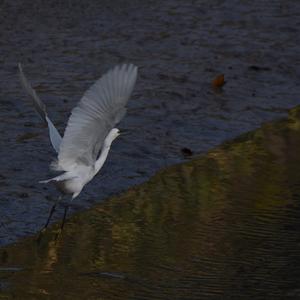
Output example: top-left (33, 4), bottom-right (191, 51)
top-left (119, 129), bottom-right (130, 136)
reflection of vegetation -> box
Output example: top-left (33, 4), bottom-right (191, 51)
top-left (1, 107), bottom-right (300, 299)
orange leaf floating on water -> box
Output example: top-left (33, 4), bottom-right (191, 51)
top-left (212, 74), bottom-right (225, 88)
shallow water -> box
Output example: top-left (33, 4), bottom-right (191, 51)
top-left (1, 107), bottom-right (300, 299)
top-left (0, 1), bottom-right (300, 244)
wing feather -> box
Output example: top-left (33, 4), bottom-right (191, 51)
top-left (57, 64), bottom-right (138, 171)
top-left (18, 63), bottom-right (62, 153)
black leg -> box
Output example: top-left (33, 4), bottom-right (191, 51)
top-left (61, 205), bottom-right (69, 231)
top-left (37, 195), bottom-right (62, 243)
top-left (44, 202), bottom-right (57, 229)
top-left (54, 204), bottom-right (69, 241)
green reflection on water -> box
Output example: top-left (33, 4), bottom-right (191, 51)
top-left (1, 107), bottom-right (300, 299)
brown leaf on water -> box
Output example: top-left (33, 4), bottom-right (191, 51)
top-left (212, 74), bottom-right (225, 88)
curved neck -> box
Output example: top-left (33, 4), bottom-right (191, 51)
top-left (95, 128), bottom-right (119, 175)
top-left (95, 128), bottom-right (116, 175)
top-left (94, 144), bottom-right (111, 174)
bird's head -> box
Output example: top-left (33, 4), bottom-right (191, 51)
top-left (110, 128), bottom-right (121, 140)
top-left (104, 128), bottom-right (121, 147)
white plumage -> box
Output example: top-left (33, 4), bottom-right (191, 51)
top-left (18, 63), bottom-right (138, 229)
top-left (58, 64), bottom-right (137, 172)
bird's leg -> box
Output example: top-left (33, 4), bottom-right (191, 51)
top-left (37, 195), bottom-right (63, 243)
top-left (54, 203), bottom-right (69, 241)
top-left (43, 195), bottom-right (62, 230)
top-left (61, 204), bottom-right (69, 231)
top-left (43, 203), bottom-right (57, 229)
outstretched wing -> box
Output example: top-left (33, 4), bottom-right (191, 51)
top-left (18, 63), bottom-right (62, 153)
top-left (57, 64), bottom-right (138, 171)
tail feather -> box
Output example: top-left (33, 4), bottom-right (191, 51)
top-left (39, 172), bottom-right (78, 183)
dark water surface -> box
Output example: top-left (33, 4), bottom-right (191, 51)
top-left (0, 1), bottom-right (300, 244)
top-left (1, 107), bottom-right (300, 299)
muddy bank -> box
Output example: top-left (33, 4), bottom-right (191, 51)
top-left (1, 106), bottom-right (300, 299)
top-left (0, 0), bottom-right (299, 244)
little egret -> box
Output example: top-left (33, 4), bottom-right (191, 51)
top-left (18, 63), bottom-right (138, 231)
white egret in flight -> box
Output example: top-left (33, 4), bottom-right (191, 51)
top-left (18, 63), bottom-right (138, 231)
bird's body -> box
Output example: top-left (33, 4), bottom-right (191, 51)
top-left (42, 127), bottom-right (119, 199)
top-left (18, 63), bottom-right (138, 229)
top-left (53, 164), bottom-right (95, 197)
